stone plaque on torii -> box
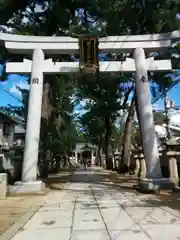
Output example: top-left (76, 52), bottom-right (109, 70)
top-left (0, 30), bottom-right (179, 193)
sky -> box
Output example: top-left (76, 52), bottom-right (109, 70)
top-left (0, 74), bottom-right (29, 107)
top-left (0, 73), bottom-right (180, 116)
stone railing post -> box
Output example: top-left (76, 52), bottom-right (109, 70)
top-left (139, 152), bottom-right (146, 179)
top-left (133, 153), bottom-right (140, 177)
top-left (0, 173), bottom-right (7, 199)
top-left (102, 155), bottom-right (106, 168)
top-left (166, 143), bottom-right (180, 186)
top-left (114, 152), bottom-right (121, 170)
top-left (131, 149), bottom-right (146, 178)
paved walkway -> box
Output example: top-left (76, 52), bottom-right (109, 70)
top-left (9, 168), bottom-right (180, 240)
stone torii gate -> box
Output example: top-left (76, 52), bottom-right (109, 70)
top-left (1, 30), bottom-right (179, 193)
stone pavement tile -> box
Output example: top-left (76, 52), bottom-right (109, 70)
top-left (73, 209), bottom-right (105, 230)
top-left (76, 199), bottom-right (95, 205)
top-left (44, 199), bottom-right (75, 205)
top-left (97, 199), bottom-right (119, 208)
top-left (123, 191), bottom-right (138, 197)
top-left (106, 192), bottom-right (125, 198)
top-left (116, 195), bottom-right (156, 207)
top-left (109, 230), bottom-right (151, 240)
top-left (76, 201), bottom-right (97, 210)
top-left (125, 206), bottom-right (180, 225)
top-left (61, 195), bottom-right (77, 201)
top-left (95, 193), bottom-right (113, 198)
top-left (100, 207), bottom-right (140, 230)
top-left (23, 210), bottom-right (73, 230)
top-left (39, 202), bottom-right (74, 212)
top-left (149, 208), bottom-right (180, 224)
top-left (123, 198), bottom-right (147, 207)
top-left (77, 195), bottom-right (94, 201)
top-left (115, 198), bottom-right (131, 206)
top-left (141, 224), bottom-right (180, 239)
top-left (11, 228), bottom-right (71, 240)
top-left (70, 230), bottom-right (110, 240)
top-left (7, 167), bottom-right (180, 240)
top-left (125, 207), bottom-right (158, 223)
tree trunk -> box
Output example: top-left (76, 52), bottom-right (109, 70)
top-left (96, 135), bottom-right (103, 165)
top-left (55, 155), bottom-right (61, 172)
top-left (41, 82), bottom-right (52, 119)
top-left (41, 81), bottom-right (53, 178)
top-left (104, 115), bottom-right (113, 170)
top-left (96, 146), bottom-right (102, 165)
top-left (63, 153), bottom-right (68, 167)
top-left (117, 111), bottom-right (128, 169)
top-left (97, 146), bottom-right (101, 165)
top-left (121, 96), bottom-right (135, 172)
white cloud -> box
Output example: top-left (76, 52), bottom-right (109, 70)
top-left (9, 85), bottom-right (21, 96)
top-left (17, 81), bottom-right (29, 90)
top-left (152, 103), bottom-right (162, 111)
top-left (9, 81), bottom-right (29, 97)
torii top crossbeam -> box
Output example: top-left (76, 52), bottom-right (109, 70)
top-left (0, 30), bottom-right (179, 54)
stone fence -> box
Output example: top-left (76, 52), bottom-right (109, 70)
top-left (0, 147), bottom-right (23, 199)
top-left (112, 144), bottom-right (180, 188)
top-left (131, 144), bottom-right (180, 187)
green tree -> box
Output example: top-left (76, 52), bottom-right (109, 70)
top-left (79, 105), bottom-right (105, 165)
top-left (121, 94), bottom-right (135, 171)
top-left (39, 75), bottom-right (76, 174)
top-left (76, 75), bottom-right (131, 169)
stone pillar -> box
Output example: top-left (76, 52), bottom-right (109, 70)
top-left (133, 48), bottom-right (161, 179)
top-left (22, 49), bottom-right (44, 182)
top-left (7, 124), bottom-right (14, 147)
top-left (75, 152), bottom-right (78, 164)
top-left (91, 150), bottom-right (94, 165)
top-left (0, 124), bottom-right (3, 146)
top-left (0, 123), bottom-right (3, 135)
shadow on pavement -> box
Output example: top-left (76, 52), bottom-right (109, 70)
top-left (45, 167), bottom-right (180, 214)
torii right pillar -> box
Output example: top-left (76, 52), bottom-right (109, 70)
top-left (133, 48), bottom-right (172, 192)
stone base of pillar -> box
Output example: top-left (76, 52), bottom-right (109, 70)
top-left (8, 181), bottom-right (45, 195)
top-left (137, 178), bottom-right (175, 193)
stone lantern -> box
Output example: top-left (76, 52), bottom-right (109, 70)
top-left (78, 36), bottom-right (99, 75)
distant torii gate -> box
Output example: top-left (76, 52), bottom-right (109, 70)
top-left (1, 30), bottom-right (179, 193)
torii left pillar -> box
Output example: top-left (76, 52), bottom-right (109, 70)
top-left (10, 48), bottom-right (45, 193)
